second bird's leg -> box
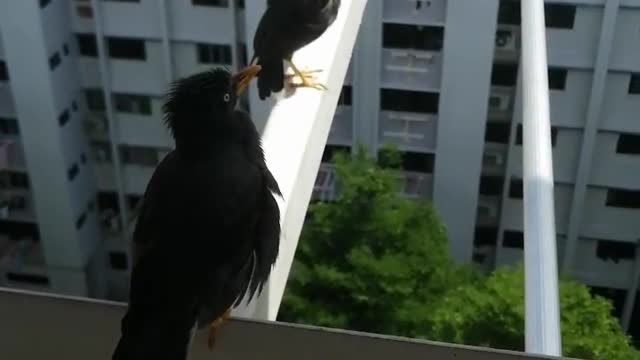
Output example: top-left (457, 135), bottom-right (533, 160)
top-left (284, 59), bottom-right (327, 91)
top-left (207, 308), bottom-right (232, 350)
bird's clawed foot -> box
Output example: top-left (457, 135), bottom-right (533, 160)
top-left (286, 69), bottom-right (327, 91)
top-left (207, 308), bottom-right (232, 351)
top-left (285, 60), bottom-right (328, 92)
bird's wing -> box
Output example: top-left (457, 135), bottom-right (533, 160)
top-left (115, 148), bottom-right (268, 357)
top-left (232, 110), bottom-right (282, 301)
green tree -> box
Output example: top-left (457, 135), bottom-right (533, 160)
top-left (279, 144), bottom-right (473, 337)
top-left (428, 264), bottom-right (640, 359)
top-left (278, 144), bottom-right (638, 359)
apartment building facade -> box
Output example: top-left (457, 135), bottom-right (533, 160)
top-left (0, 0), bottom-right (639, 338)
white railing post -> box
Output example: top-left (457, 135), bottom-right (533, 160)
top-left (520, 0), bottom-right (562, 356)
top-left (233, 0), bottom-right (367, 320)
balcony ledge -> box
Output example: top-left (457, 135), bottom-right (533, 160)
top-left (0, 288), bottom-right (572, 360)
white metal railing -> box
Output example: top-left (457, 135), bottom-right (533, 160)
top-left (520, 0), bottom-right (561, 356)
top-left (233, 0), bottom-right (368, 320)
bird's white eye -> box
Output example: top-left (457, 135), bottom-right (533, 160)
top-left (223, 93), bottom-right (231, 102)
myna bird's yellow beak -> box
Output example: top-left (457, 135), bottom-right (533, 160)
top-left (233, 65), bottom-right (261, 95)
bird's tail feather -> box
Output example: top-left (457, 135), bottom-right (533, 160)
top-left (112, 307), bottom-right (197, 360)
top-left (255, 57), bottom-right (284, 100)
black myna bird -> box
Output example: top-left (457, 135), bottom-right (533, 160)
top-left (251, 0), bottom-right (341, 100)
top-left (112, 64), bottom-right (282, 360)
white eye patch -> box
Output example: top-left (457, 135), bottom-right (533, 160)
top-left (223, 93), bottom-right (231, 102)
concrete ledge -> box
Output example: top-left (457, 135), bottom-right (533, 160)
top-left (0, 288), bottom-right (572, 359)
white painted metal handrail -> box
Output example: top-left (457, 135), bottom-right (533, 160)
top-left (235, 0), bottom-right (367, 320)
top-left (520, 0), bottom-right (562, 356)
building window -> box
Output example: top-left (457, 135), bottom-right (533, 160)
top-left (322, 145), bottom-right (350, 162)
top-left (0, 220), bottom-right (39, 241)
top-left (509, 178), bottom-right (523, 199)
top-left (192, 0), bottom-right (229, 7)
top-left (8, 195), bottom-right (26, 211)
top-left (383, 24), bottom-right (444, 51)
top-left (629, 74), bottom-right (640, 95)
top-left (107, 37), bottom-right (146, 60)
top-left (113, 93), bottom-right (151, 115)
top-left (68, 163), bottom-right (80, 181)
top-left (0, 61), bottom-right (8, 81)
top-left (197, 44), bottom-right (232, 65)
top-left (548, 68), bottom-right (568, 90)
top-left (85, 89), bottom-right (106, 111)
top-left (109, 251), bottom-right (128, 270)
top-left (39, 0), bottom-right (52, 9)
top-left (236, 0), bottom-right (244, 10)
top-left (9, 172), bottom-right (29, 189)
top-left (491, 63), bottom-right (518, 87)
top-left (0, 118), bottom-right (19, 136)
top-left (479, 176), bottom-right (504, 196)
top-left (498, 0), bottom-right (576, 29)
top-left (76, 3), bottom-right (93, 18)
top-left (401, 152), bottom-right (435, 174)
top-left (606, 189), bottom-right (640, 209)
top-left (238, 43), bottom-right (248, 66)
top-left (485, 122), bottom-right (510, 144)
top-left (98, 192), bottom-right (119, 211)
top-left (339, 86), bottom-right (352, 106)
top-left (77, 34), bottom-right (98, 57)
top-left (49, 52), bottom-right (61, 71)
top-left (590, 287), bottom-right (627, 318)
top-left (545, 4), bottom-right (576, 29)
top-left (121, 146), bottom-right (159, 167)
top-left (75, 212), bottom-right (87, 229)
top-left (58, 109), bottom-right (70, 127)
top-left (498, 0), bottom-right (520, 25)
top-left (616, 134), bottom-right (640, 155)
top-left (380, 89), bottom-right (439, 114)
top-left (92, 142), bottom-right (112, 163)
top-left (72, 100), bottom-right (78, 112)
top-left (516, 125), bottom-right (557, 147)
top-left (596, 240), bottom-right (635, 263)
top-left (128, 195), bottom-right (142, 211)
top-left (503, 230), bottom-right (524, 249)
top-left (475, 226), bottom-right (498, 247)
top-left (7, 272), bottom-right (50, 286)
top-left (63, 43), bottom-right (70, 56)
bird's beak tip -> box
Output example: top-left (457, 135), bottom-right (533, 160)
top-left (234, 65), bottom-right (262, 95)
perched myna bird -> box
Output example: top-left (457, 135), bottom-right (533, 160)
top-left (251, 0), bottom-right (341, 100)
top-left (112, 65), bottom-right (282, 360)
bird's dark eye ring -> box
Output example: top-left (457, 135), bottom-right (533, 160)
top-left (223, 93), bottom-right (231, 102)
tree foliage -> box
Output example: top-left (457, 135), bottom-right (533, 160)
top-left (279, 145), bottom-right (473, 336)
top-left (429, 264), bottom-right (640, 359)
top-left (278, 144), bottom-right (639, 359)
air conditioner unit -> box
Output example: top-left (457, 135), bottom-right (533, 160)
top-left (488, 93), bottom-right (510, 111)
top-left (495, 29), bottom-right (517, 51)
